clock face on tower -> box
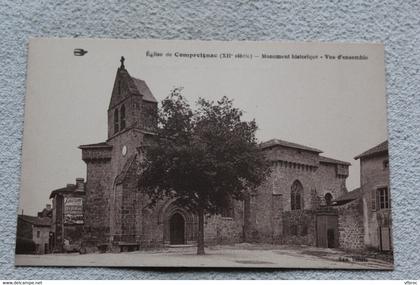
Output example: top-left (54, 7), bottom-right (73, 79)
top-left (122, 145), bottom-right (127, 156)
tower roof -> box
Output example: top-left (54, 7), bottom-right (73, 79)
top-left (109, 57), bottom-right (157, 109)
top-left (132, 77), bottom-right (157, 103)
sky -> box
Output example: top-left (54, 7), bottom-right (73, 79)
top-left (19, 38), bottom-right (388, 215)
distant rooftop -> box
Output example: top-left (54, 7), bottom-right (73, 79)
top-left (354, 140), bottom-right (388, 160)
top-left (18, 214), bottom-right (51, 227)
top-left (260, 139), bottom-right (323, 153)
top-left (334, 187), bottom-right (362, 205)
top-left (49, 180), bottom-right (85, 199)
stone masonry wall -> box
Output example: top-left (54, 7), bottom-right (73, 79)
top-left (282, 210), bottom-right (316, 246)
top-left (83, 160), bottom-right (112, 249)
top-left (204, 199), bottom-right (244, 245)
top-left (337, 199), bottom-right (365, 250)
top-left (316, 163), bottom-right (348, 202)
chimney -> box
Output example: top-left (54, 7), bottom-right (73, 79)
top-left (46, 204), bottom-right (51, 210)
top-left (75, 178), bottom-right (85, 192)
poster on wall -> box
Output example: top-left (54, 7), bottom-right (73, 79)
top-left (15, 38), bottom-right (393, 269)
top-left (63, 197), bottom-right (84, 225)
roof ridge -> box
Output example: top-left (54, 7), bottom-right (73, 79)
top-left (354, 140), bottom-right (388, 159)
top-left (260, 138), bottom-right (323, 153)
top-left (319, 155), bottom-right (351, 166)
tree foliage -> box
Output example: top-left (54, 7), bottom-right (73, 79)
top-left (140, 88), bottom-right (270, 254)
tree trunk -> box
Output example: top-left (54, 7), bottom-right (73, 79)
top-left (197, 207), bottom-right (205, 255)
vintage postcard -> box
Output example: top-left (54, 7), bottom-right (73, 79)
top-left (16, 38), bottom-right (393, 269)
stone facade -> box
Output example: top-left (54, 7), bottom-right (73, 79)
top-left (49, 179), bottom-right (85, 252)
top-left (245, 139), bottom-right (350, 247)
top-left (355, 141), bottom-right (392, 251)
top-left (78, 59), bottom-right (369, 253)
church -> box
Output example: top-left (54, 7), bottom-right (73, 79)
top-left (78, 58), bottom-right (364, 253)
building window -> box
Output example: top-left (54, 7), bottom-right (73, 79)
top-left (291, 180), bottom-right (303, 210)
top-left (377, 187), bottom-right (390, 209)
top-left (325, 193), bottom-right (333, 206)
top-left (383, 160), bottom-right (389, 169)
top-left (118, 80), bottom-right (121, 95)
top-left (37, 230), bottom-right (40, 238)
top-left (120, 104), bottom-right (126, 130)
top-left (114, 109), bottom-right (119, 134)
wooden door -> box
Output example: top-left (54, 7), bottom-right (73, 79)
top-left (316, 214), bottom-right (338, 248)
top-left (170, 213), bottom-right (185, 245)
top-left (380, 226), bottom-right (391, 251)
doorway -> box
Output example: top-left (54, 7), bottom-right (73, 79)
top-left (316, 214), bottom-right (338, 248)
top-left (327, 228), bottom-right (336, 248)
top-left (169, 213), bottom-right (185, 244)
top-left (379, 226), bottom-right (391, 251)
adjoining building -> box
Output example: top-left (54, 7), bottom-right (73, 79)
top-left (49, 178), bottom-right (85, 253)
top-left (355, 141), bottom-right (392, 251)
top-left (244, 139), bottom-right (351, 249)
top-left (16, 206), bottom-right (52, 254)
top-left (78, 58), bottom-right (372, 253)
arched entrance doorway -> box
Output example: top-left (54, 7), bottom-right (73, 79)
top-left (169, 213), bottom-right (185, 244)
top-left (159, 199), bottom-right (198, 245)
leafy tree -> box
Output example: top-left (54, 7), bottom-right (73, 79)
top-left (140, 88), bottom-right (270, 255)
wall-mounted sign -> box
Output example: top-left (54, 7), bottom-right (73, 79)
top-left (63, 197), bottom-right (83, 225)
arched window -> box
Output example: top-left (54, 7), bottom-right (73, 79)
top-left (114, 108), bottom-right (119, 134)
top-left (291, 180), bottom-right (303, 210)
top-left (325, 193), bottom-right (333, 206)
top-left (120, 104), bottom-right (126, 130)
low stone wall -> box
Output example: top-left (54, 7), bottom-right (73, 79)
top-left (282, 210), bottom-right (316, 246)
top-left (337, 199), bottom-right (364, 250)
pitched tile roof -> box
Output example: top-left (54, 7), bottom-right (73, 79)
top-left (132, 77), bottom-right (157, 103)
top-left (19, 215), bottom-right (51, 227)
top-left (49, 184), bottom-right (85, 198)
top-left (109, 67), bottom-right (157, 108)
top-left (354, 140), bottom-right (388, 159)
top-left (260, 139), bottom-right (323, 153)
top-left (333, 188), bottom-right (362, 205)
top-left (319, 155), bottom-right (351, 166)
